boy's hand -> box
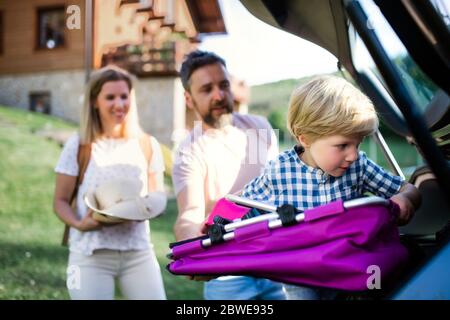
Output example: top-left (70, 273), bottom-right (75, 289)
top-left (390, 194), bottom-right (415, 226)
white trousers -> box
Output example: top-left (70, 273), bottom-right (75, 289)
top-left (67, 248), bottom-right (166, 300)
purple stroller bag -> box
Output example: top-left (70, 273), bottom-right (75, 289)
top-left (168, 196), bottom-right (409, 291)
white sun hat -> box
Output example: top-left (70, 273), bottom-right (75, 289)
top-left (84, 178), bottom-right (151, 223)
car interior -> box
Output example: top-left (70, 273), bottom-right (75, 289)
top-left (240, 0), bottom-right (450, 299)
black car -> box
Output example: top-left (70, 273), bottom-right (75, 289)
top-left (240, 0), bottom-right (450, 299)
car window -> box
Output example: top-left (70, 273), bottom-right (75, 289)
top-left (352, 0), bottom-right (440, 113)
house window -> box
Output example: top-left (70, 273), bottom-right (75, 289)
top-left (37, 6), bottom-right (66, 49)
top-left (29, 92), bottom-right (51, 114)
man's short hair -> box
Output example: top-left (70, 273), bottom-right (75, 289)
top-left (180, 50), bottom-right (227, 91)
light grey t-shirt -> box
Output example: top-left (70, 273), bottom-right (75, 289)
top-left (172, 113), bottom-right (279, 219)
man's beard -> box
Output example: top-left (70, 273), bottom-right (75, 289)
top-left (196, 101), bottom-right (233, 129)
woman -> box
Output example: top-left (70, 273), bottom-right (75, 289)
top-left (53, 65), bottom-right (167, 299)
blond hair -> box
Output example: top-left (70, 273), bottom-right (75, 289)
top-left (287, 75), bottom-right (378, 143)
top-left (79, 65), bottom-right (143, 144)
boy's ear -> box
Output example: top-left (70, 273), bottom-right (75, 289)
top-left (184, 91), bottom-right (194, 110)
top-left (298, 134), bottom-right (310, 147)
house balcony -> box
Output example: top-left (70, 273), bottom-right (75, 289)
top-left (101, 41), bottom-right (178, 77)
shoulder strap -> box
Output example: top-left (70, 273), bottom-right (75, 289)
top-left (69, 143), bottom-right (92, 203)
top-left (139, 133), bottom-right (153, 166)
top-left (77, 144), bottom-right (92, 188)
top-left (62, 142), bottom-right (91, 246)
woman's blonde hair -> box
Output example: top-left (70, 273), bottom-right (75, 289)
top-left (79, 65), bottom-right (143, 144)
top-left (287, 75), bottom-right (378, 143)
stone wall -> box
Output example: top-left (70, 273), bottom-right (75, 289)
top-left (0, 70), bottom-right (186, 147)
top-left (135, 77), bottom-right (186, 147)
top-left (0, 70), bottom-right (85, 124)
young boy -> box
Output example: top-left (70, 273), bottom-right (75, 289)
top-left (241, 75), bottom-right (421, 299)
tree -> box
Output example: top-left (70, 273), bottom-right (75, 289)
top-left (268, 110), bottom-right (287, 143)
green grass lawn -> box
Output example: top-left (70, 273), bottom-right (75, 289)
top-left (0, 105), bottom-right (203, 300)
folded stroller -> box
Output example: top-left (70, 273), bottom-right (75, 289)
top-left (167, 195), bottom-right (408, 291)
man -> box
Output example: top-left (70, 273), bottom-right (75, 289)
top-left (172, 50), bottom-right (286, 300)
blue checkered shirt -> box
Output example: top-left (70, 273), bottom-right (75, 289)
top-left (242, 145), bottom-right (404, 211)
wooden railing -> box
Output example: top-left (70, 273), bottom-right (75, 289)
top-left (101, 42), bottom-right (178, 77)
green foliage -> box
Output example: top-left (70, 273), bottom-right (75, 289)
top-left (393, 54), bottom-right (438, 111)
top-left (268, 110), bottom-right (288, 142)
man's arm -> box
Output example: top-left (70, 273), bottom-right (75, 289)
top-left (173, 183), bottom-right (206, 241)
